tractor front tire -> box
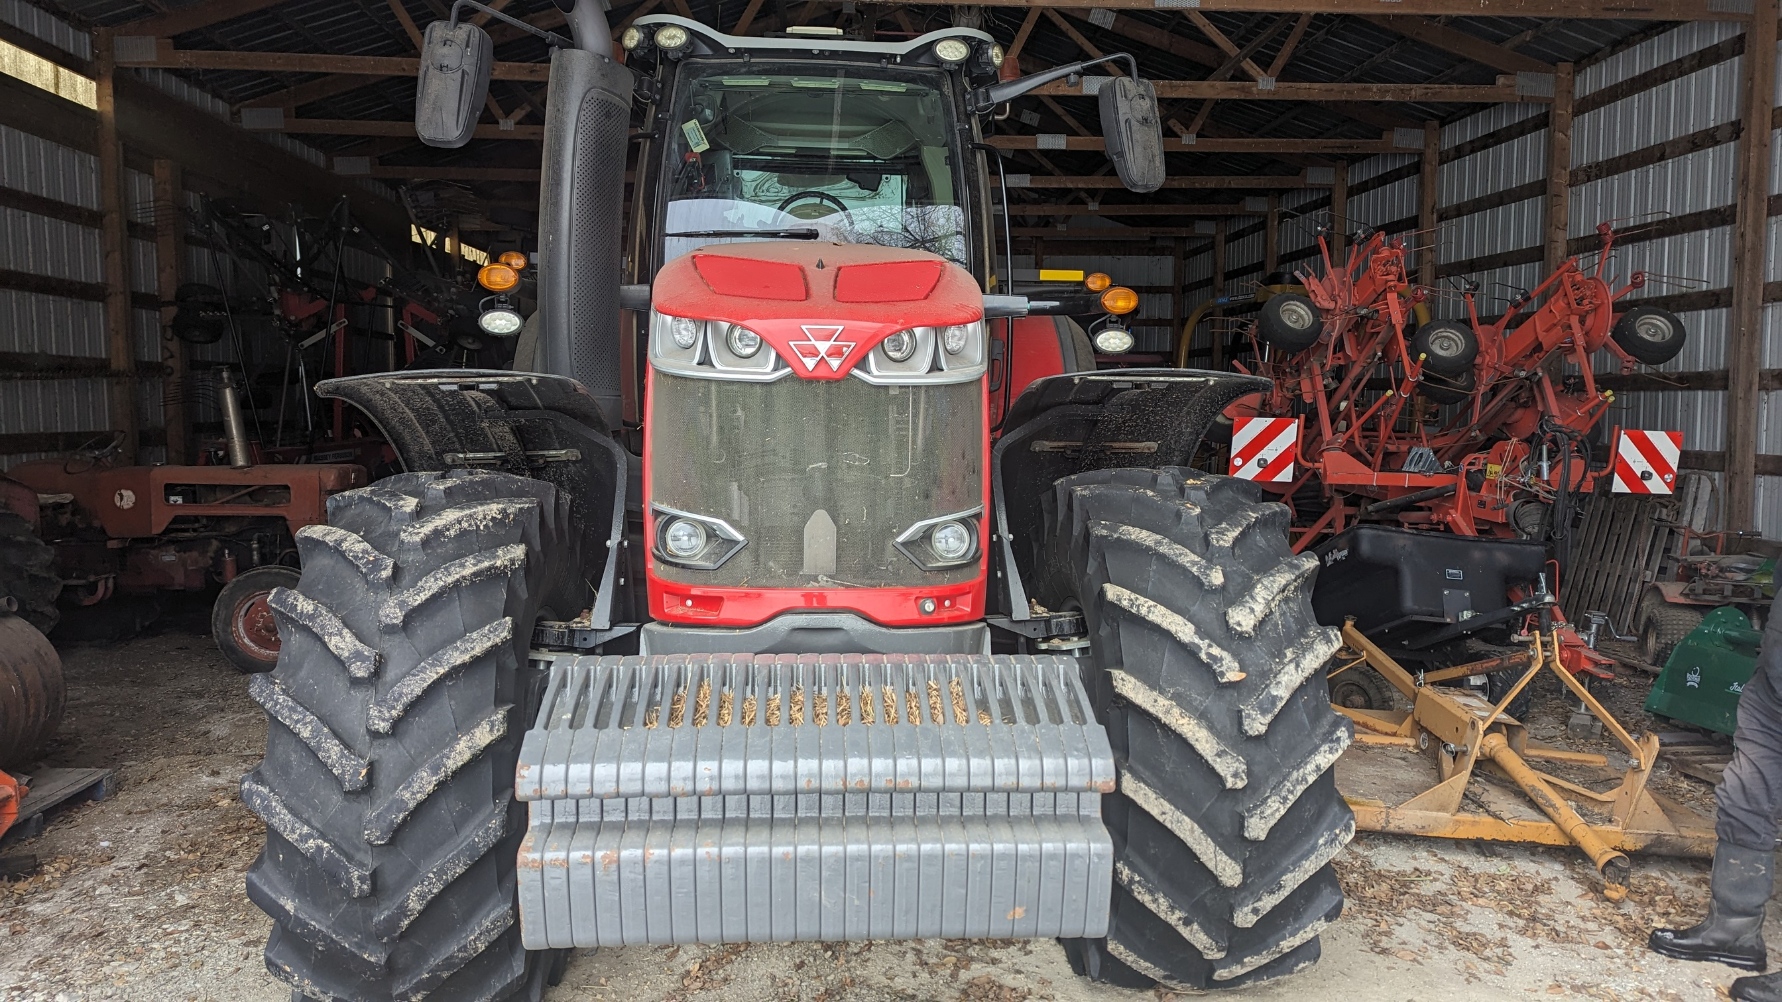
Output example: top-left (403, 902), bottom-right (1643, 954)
top-left (213, 564), bottom-right (300, 673)
top-left (1042, 468), bottom-right (1355, 990)
top-left (242, 470), bottom-right (581, 1001)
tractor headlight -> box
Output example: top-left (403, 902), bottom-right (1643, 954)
top-left (881, 329), bottom-right (917, 362)
top-left (654, 24), bottom-right (690, 51)
top-left (942, 325), bottom-right (970, 355)
top-left (929, 521), bottom-right (971, 561)
top-left (669, 315), bottom-right (700, 349)
top-left (933, 38), bottom-right (971, 65)
top-left (620, 25), bottom-right (644, 50)
top-left (478, 306), bottom-right (523, 336)
top-left (726, 324), bottom-right (762, 358)
top-left (652, 505), bottom-right (747, 569)
top-left (989, 43), bottom-right (1006, 66)
top-left (663, 518), bottom-right (708, 557)
top-left (1093, 326), bottom-right (1135, 354)
top-left (895, 508), bottom-right (982, 570)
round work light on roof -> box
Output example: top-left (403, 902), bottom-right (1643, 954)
top-left (933, 38), bottom-right (971, 65)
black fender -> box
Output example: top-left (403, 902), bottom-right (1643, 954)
top-left (990, 368), bottom-right (1269, 621)
top-left (316, 369), bottom-right (632, 628)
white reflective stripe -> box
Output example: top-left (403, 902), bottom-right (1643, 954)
top-left (1612, 430), bottom-right (1682, 495)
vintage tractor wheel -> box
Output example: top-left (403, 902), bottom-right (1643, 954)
top-left (1041, 468), bottom-right (1354, 991)
top-left (1410, 321), bottom-right (1478, 378)
top-left (242, 470), bottom-right (583, 1002)
top-left (1256, 293), bottom-right (1322, 353)
top-left (213, 565), bottom-right (301, 674)
top-left (1612, 306), bottom-right (1686, 365)
top-left (1638, 591), bottom-right (1705, 668)
top-left (0, 512), bottom-right (61, 636)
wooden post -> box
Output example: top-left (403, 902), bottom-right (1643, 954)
top-left (95, 32), bottom-right (138, 465)
top-left (1544, 62), bottom-right (1575, 275)
top-left (1211, 220), bottom-right (1227, 368)
top-left (1727, 13), bottom-right (1776, 531)
top-left (153, 159), bottom-right (186, 464)
top-left (1330, 162), bottom-right (1349, 262)
top-left (1264, 193), bottom-right (1279, 276)
top-left (1419, 120), bottom-right (1440, 287)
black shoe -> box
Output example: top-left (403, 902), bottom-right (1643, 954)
top-left (1649, 843), bottom-right (1773, 971)
top-left (1734, 971), bottom-right (1782, 1001)
top-left (1649, 915), bottom-right (1767, 970)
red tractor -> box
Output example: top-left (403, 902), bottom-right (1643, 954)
top-left (240, 6), bottom-right (1355, 1001)
top-left (1219, 223), bottom-right (1685, 690)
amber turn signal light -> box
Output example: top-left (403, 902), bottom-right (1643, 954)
top-left (1085, 272), bottom-right (1111, 292)
top-left (499, 251), bottom-right (528, 269)
top-left (1101, 286), bottom-right (1139, 315)
top-left (478, 263), bottom-right (520, 292)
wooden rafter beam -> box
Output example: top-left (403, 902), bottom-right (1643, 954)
top-left (915, 0), bottom-right (1741, 21)
top-left (256, 117), bottom-right (545, 139)
top-left (369, 164), bottom-right (540, 181)
top-left (1363, 16), bottom-right (1554, 74)
top-left (988, 134), bottom-right (1400, 154)
top-left (116, 42), bottom-right (550, 80)
top-left (1184, 11), bottom-right (1268, 82)
top-left (1032, 76), bottom-right (1544, 102)
top-left (1002, 203), bottom-right (1261, 216)
top-left (1011, 173), bottom-right (1324, 189)
top-left (1061, 9), bottom-right (1222, 67)
top-left (1266, 13), bottom-right (1314, 78)
top-left (1011, 226), bottom-right (1214, 238)
top-left (120, 0), bottom-right (294, 37)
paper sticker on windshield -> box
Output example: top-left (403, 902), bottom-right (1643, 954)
top-left (681, 119), bottom-right (710, 153)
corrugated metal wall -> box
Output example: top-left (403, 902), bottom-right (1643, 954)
top-left (1022, 21), bottom-right (1775, 538)
top-left (0, 3), bottom-right (395, 473)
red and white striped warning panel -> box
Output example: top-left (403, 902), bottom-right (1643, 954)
top-left (1611, 429), bottom-right (1683, 495)
top-left (1230, 416), bottom-right (1300, 483)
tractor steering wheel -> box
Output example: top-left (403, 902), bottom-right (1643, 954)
top-left (776, 190), bottom-right (849, 220)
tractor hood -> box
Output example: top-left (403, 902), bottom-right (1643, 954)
top-left (650, 242), bottom-right (984, 381)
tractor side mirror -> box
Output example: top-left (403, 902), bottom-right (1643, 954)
top-left (415, 19), bottom-right (493, 149)
top-left (1099, 76), bottom-right (1165, 194)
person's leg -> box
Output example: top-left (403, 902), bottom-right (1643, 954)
top-left (1651, 669), bottom-right (1782, 976)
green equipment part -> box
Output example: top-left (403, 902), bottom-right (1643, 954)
top-left (1645, 606), bottom-right (1765, 735)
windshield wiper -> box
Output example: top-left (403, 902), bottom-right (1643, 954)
top-left (667, 227), bottom-right (821, 239)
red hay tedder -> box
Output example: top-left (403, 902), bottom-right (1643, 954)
top-left (1216, 222), bottom-right (1689, 684)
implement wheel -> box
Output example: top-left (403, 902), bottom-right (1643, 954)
top-left (242, 470), bottom-right (582, 1001)
top-left (1040, 468), bottom-right (1354, 990)
top-left (1638, 592), bottom-right (1705, 668)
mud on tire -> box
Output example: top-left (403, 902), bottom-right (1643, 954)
top-left (1040, 467), bottom-right (1355, 991)
top-left (242, 470), bottom-right (582, 1001)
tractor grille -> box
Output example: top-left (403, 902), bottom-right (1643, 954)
top-left (648, 371), bottom-right (983, 588)
top-left (515, 652), bottom-right (1114, 948)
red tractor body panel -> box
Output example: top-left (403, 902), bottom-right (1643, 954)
top-left (644, 243), bottom-right (992, 629)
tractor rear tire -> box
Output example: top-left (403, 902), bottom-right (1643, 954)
top-left (1041, 468), bottom-right (1354, 991)
top-left (0, 512), bottom-right (60, 635)
top-left (241, 470), bottom-right (582, 1002)
top-left (1638, 592), bottom-right (1704, 668)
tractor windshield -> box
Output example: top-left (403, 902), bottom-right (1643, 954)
top-left (659, 63), bottom-right (968, 268)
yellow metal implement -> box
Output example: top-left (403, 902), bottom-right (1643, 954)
top-left (1333, 621), bottom-right (1714, 899)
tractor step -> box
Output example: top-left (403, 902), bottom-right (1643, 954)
top-left (516, 652), bottom-right (1115, 949)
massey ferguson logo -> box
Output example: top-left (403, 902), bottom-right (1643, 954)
top-left (788, 325), bottom-right (856, 372)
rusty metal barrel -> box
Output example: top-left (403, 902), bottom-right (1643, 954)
top-left (0, 610), bottom-right (65, 766)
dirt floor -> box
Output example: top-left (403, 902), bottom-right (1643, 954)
top-left (0, 607), bottom-right (1770, 1002)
